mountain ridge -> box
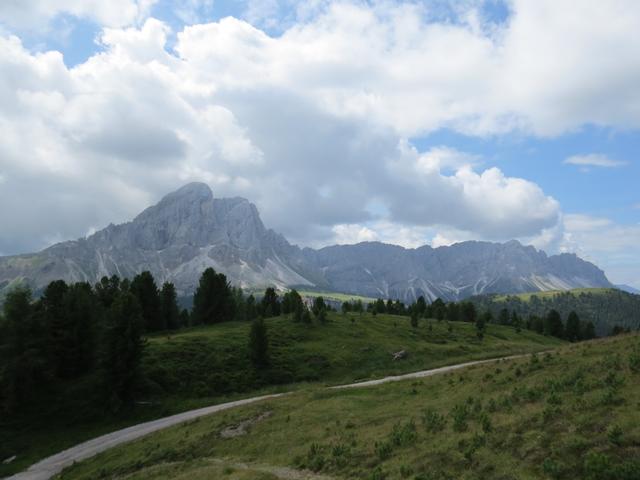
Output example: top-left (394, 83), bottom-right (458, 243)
top-left (0, 182), bottom-right (612, 301)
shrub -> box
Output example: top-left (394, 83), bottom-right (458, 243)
top-left (607, 425), bottom-right (623, 446)
top-left (306, 443), bottom-right (326, 472)
top-left (370, 467), bottom-right (387, 480)
top-left (481, 413), bottom-right (493, 433)
top-left (422, 409), bottom-right (446, 432)
top-left (628, 348), bottom-right (640, 373)
top-left (542, 457), bottom-right (563, 479)
top-left (389, 420), bottom-right (417, 447)
top-left (375, 441), bottom-right (393, 460)
top-left (399, 464), bottom-right (414, 478)
top-left (583, 451), bottom-right (611, 480)
top-left (450, 404), bottom-right (469, 432)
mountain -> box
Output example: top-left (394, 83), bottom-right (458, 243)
top-left (301, 240), bottom-right (611, 302)
top-left (0, 183), bottom-right (313, 297)
top-left (615, 284), bottom-right (640, 295)
top-left (0, 183), bottom-right (613, 301)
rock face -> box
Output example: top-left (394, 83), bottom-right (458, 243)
top-left (0, 183), bottom-right (612, 301)
top-left (301, 240), bottom-right (612, 302)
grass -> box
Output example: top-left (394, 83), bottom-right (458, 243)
top-left (296, 289), bottom-right (378, 303)
top-left (141, 313), bottom-right (562, 394)
top-left (1, 313), bottom-right (561, 477)
top-left (492, 288), bottom-right (618, 302)
top-left (58, 333), bottom-right (640, 480)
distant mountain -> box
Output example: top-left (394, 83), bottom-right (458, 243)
top-left (302, 240), bottom-right (611, 302)
top-left (0, 183), bottom-right (613, 301)
top-left (615, 284), bottom-right (640, 295)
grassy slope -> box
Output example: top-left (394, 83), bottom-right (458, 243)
top-left (59, 334), bottom-right (640, 480)
top-left (1, 314), bottom-right (560, 477)
top-left (296, 290), bottom-right (378, 303)
top-left (491, 287), bottom-right (618, 302)
top-left (142, 313), bottom-right (562, 396)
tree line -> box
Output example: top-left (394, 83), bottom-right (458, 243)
top-left (469, 290), bottom-right (640, 336)
top-left (0, 268), bottom-right (338, 414)
top-left (342, 294), bottom-right (598, 342)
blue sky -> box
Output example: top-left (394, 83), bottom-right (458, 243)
top-left (0, 0), bottom-right (638, 287)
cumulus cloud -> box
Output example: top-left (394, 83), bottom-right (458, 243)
top-left (562, 214), bottom-right (640, 287)
top-left (564, 154), bottom-right (627, 168)
top-left (0, 1), bottom-right (638, 262)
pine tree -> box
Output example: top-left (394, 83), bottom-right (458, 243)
top-left (565, 311), bottom-right (581, 342)
top-left (582, 321), bottom-right (596, 340)
top-left (130, 271), bottom-right (160, 331)
top-left (446, 302), bottom-right (460, 322)
top-left (159, 282), bottom-right (180, 330)
top-left (410, 310), bottom-right (419, 328)
top-left (260, 287), bottom-right (280, 318)
top-left (498, 308), bottom-right (510, 325)
top-left (245, 294), bottom-right (258, 321)
top-left (476, 311), bottom-right (489, 340)
top-left (460, 302), bottom-right (477, 323)
top-left (249, 318), bottom-right (269, 368)
top-left (312, 296), bottom-right (326, 317)
top-left (102, 292), bottom-right (145, 412)
top-left (544, 309), bottom-right (564, 338)
top-left (192, 268), bottom-right (235, 324)
top-left (1, 288), bottom-right (50, 412)
top-left (415, 296), bottom-right (427, 317)
top-left (60, 282), bottom-right (97, 378)
top-left (94, 275), bottom-right (121, 308)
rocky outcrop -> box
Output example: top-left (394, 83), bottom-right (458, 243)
top-left (0, 183), bottom-right (612, 301)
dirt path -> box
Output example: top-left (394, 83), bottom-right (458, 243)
top-left (6, 353), bottom-right (529, 480)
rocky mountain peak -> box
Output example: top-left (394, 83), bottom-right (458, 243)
top-left (0, 183), bottom-right (613, 300)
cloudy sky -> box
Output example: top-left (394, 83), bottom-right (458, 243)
top-left (0, 0), bottom-right (639, 287)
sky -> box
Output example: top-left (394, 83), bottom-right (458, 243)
top-left (0, 0), bottom-right (639, 288)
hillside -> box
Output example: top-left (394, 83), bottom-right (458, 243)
top-left (0, 183), bottom-right (612, 303)
top-left (58, 334), bottom-right (640, 480)
top-left (0, 313), bottom-right (561, 477)
top-left (470, 288), bottom-right (640, 336)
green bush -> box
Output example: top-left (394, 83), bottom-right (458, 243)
top-left (583, 451), bottom-right (611, 480)
top-left (422, 409), bottom-right (446, 432)
top-left (450, 404), bottom-right (469, 432)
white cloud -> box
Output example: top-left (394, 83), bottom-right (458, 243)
top-left (175, 0), bottom-right (640, 137)
top-left (564, 154), bottom-right (627, 168)
top-left (331, 224), bottom-right (378, 245)
top-left (0, 2), bottom-right (638, 269)
top-left (0, 0), bottom-right (156, 30)
top-left (173, 0), bottom-right (215, 25)
top-left (561, 214), bottom-right (640, 288)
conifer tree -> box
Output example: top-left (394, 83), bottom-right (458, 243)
top-left (249, 317), bottom-right (269, 368)
top-left (102, 292), bottom-right (145, 411)
top-left (130, 271), bottom-right (160, 331)
top-left (160, 282), bottom-right (180, 330)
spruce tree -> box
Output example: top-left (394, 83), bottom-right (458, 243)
top-left (192, 268), bottom-right (235, 324)
top-left (159, 282), bottom-right (180, 330)
top-left (544, 309), bottom-right (564, 338)
top-left (565, 311), bottom-right (581, 342)
top-left (410, 310), bottom-right (419, 328)
top-left (249, 318), bottom-right (269, 368)
top-left (1, 288), bottom-right (50, 412)
top-left (130, 271), bottom-right (160, 331)
top-left (260, 287), bottom-right (280, 318)
top-left (102, 292), bottom-right (145, 411)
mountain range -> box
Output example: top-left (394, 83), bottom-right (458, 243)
top-left (0, 182), bottom-right (613, 302)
